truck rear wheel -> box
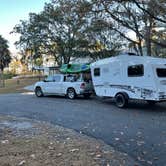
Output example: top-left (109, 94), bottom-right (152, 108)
top-left (83, 93), bottom-right (91, 99)
top-left (115, 93), bottom-right (128, 108)
top-left (67, 88), bottom-right (76, 99)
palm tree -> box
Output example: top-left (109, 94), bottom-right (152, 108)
top-left (0, 35), bottom-right (11, 87)
top-left (0, 35), bottom-right (11, 72)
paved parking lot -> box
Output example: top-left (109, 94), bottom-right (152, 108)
top-left (0, 93), bottom-right (166, 166)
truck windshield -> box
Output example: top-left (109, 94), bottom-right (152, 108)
top-left (156, 68), bottom-right (166, 77)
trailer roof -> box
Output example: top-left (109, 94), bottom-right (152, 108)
top-left (91, 54), bottom-right (166, 67)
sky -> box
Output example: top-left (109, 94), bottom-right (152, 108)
top-left (0, 0), bottom-right (50, 53)
top-left (0, 0), bottom-right (136, 54)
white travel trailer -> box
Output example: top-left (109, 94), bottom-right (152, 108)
top-left (90, 53), bottom-right (166, 108)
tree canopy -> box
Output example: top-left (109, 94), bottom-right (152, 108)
top-left (13, 0), bottom-right (166, 66)
top-left (0, 35), bottom-right (11, 72)
top-left (91, 0), bottom-right (166, 56)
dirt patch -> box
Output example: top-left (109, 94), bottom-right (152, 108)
top-left (0, 116), bottom-right (138, 166)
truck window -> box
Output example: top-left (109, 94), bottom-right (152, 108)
top-left (65, 75), bottom-right (75, 82)
top-left (156, 68), bottom-right (166, 77)
top-left (45, 76), bottom-right (54, 82)
top-left (83, 73), bottom-right (91, 82)
top-left (94, 68), bottom-right (100, 77)
top-left (53, 76), bottom-right (61, 82)
top-left (128, 64), bottom-right (144, 77)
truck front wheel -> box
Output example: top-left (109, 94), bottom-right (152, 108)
top-left (35, 87), bottom-right (43, 97)
top-left (115, 93), bottom-right (128, 108)
top-left (67, 88), bottom-right (76, 99)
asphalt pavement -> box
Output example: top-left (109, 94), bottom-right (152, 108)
top-left (0, 93), bottom-right (166, 166)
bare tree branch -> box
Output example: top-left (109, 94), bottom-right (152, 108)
top-left (133, 0), bottom-right (166, 24)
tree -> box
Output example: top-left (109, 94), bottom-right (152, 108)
top-left (13, 0), bottom-right (124, 65)
top-left (12, 13), bottom-right (43, 68)
top-left (9, 59), bottom-right (22, 74)
top-left (91, 0), bottom-right (166, 56)
top-left (151, 26), bottom-right (166, 57)
top-left (85, 18), bottom-right (123, 60)
top-left (38, 0), bottom-right (95, 65)
top-left (132, 0), bottom-right (166, 24)
top-left (13, 0), bottom-right (94, 65)
top-left (0, 35), bottom-right (11, 72)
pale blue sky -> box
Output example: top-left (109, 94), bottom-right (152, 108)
top-left (0, 0), bottom-right (50, 52)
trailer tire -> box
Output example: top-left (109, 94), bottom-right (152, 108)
top-left (147, 100), bottom-right (156, 105)
top-left (115, 93), bottom-right (128, 108)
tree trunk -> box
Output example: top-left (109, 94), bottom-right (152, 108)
top-left (145, 26), bottom-right (152, 56)
top-left (63, 55), bottom-right (70, 64)
top-left (145, 19), bottom-right (153, 56)
top-left (0, 69), bottom-right (5, 87)
top-left (137, 38), bottom-right (143, 56)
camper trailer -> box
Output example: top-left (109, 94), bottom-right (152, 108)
top-left (90, 53), bottom-right (166, 108)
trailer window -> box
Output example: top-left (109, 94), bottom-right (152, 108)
top-left (156, 68), bottom-right (166, 77)
top-left (128, 65), bottom-right (144, 77)
top-left (94, 68), bottom-right (100, 77)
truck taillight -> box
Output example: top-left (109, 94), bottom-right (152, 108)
top-left (80, 83), bottom-right (85, 89)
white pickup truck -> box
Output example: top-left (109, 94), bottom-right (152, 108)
top-left (34, 74), bottom-right (93, 99)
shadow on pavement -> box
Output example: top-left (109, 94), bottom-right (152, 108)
top-left (99, 97), bottom-right (166, 113)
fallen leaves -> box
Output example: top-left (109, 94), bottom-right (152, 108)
top-left (18, 160), bottom-right (26, 166)
top-left (115, 138), bottom-right (120, 141)
top-left (69, 148), bottom-right (79, 153)
top-left (136, 141), bottom-right (145, 146)
top-left (1, 140), bottom-right (9, 144)
top-left (0, 117), bottom-right (139, 166)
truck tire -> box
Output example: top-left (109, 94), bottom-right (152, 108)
top-left (35, 87), bottom-right (43, 97)
top-left (115, 93), bottom-right (128, 108)
top-left (67, 88), bottom-right (76, 99)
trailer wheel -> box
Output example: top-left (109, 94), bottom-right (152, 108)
top-left (115, 93), bottom-right (128, 108)
top-left (147, 100), bottom-right (156, 105)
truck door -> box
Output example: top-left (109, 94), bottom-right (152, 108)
top-left (51, 75), bottom-right (62, 94)
top-left (44, 75), bottom-right (62, 94)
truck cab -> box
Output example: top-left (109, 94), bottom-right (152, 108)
top-left (34, 73), bottom-right (93, 99)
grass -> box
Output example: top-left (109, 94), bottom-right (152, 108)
top-left (0, 76), bottom-right (44, 94)
top-left (2, 73), bottom-right (17, 79)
